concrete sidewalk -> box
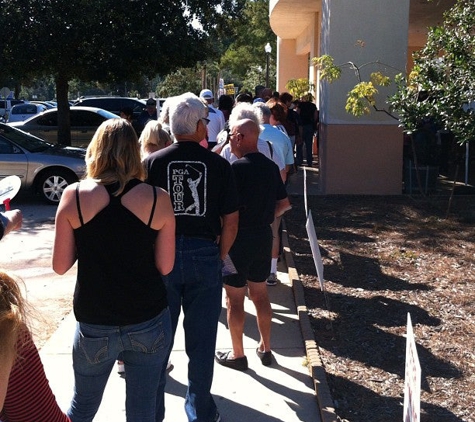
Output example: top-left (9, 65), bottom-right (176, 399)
top-left (40, 263), bottom-right (321, 422)
top-left (39, 166), bottom-right (330, 422)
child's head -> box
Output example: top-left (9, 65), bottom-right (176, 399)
top-left (0, 271), bottom-right (26, 360)
top-left (139, 120), bottom-right (172, 158)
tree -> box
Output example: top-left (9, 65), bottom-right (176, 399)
top-left (0, 0), bottom-right (243, 145)
top-left (219, 0), bottom-right (277, 90)
top-left (285, 78), bottom-right (315, 101)
top-left (156, 67), bottom-right (202, 97)
top-left (388, 0), bottom-right (475, 146)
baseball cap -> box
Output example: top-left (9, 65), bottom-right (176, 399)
top-left (199, 89), bottom-right (214, 100)
top-left (146, 98), bottom-right (157, 106)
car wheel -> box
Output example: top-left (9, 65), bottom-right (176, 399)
top-left (37, 169), bottom-right (76, 204)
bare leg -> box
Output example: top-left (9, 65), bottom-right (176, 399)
top-left (247, 281), bottom-right (272, 352)
top-left (224, 284), bottom-right (247, 358)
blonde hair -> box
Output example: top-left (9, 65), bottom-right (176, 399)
top-left (86, 118), bottom-right (145, 195)
top-left (0, 271), bottom-right (27, 362)
top-left (139, 120), bottom-right (172, 158)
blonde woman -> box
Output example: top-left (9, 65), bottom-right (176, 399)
top-left (52, 118), bottom-right (175, 422)
top-left (0, 271), bottom-right (70, 422)
top-left (139, 120), bottom-right (172, 158)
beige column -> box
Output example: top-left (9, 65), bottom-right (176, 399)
top-left (276, 37), bottom-right (309, 93)
top-left (318, 0), bottom-right (410, 194)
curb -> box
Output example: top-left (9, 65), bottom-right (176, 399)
top-left (281, 219), bottom-right (338, 422)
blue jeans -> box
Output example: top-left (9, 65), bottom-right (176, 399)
top-left (157, 236), bottom-right (222, 422)
top-left (68, 309), bottom-right (171, 422)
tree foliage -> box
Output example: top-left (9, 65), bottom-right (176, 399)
top-left (219, 0), bottom-right (276, 90)
top-left (388, 0), bottom-right (475, 145)
top-left (0, 0), bottom-right (243, 144)
top-left (285, 78), bottom-right (315, 100)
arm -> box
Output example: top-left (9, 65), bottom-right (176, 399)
top-left (0, 209), bottom-right (22, 240)
top-left (52, 186), bottom-right (77, 275)
top-left (219, 211), bottom-right (239, 260)
top-left (275, 197), bottom-right (292, 218)
top-left (153, 189), bottom-right (176, 276)
top-left (0, 353), bottom-right (14, 410)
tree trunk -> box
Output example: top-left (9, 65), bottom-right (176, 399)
top-left (55, 74), bottom-right (71, 146)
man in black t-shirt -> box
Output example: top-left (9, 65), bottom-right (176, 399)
top-left (214, 118), bottom-right (291, 371)
top-left (297, 94), bottom-right (319, 167)
top-left (145, 93), bottom-right (239, 422)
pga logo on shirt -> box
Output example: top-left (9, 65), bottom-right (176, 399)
top-left (167, 161), bottom-right (207, 216)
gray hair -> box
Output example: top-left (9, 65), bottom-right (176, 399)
top-left (169, 93), bottom-right (208, 136)
top-left (252, 102), bottom-right (271, 121)
top-left (159, 96), bottom-right (176, 124)
top-left (229, 102), bottom-right (261, 130)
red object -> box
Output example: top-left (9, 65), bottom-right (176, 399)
top-left (3, 198), bottom-right (11, 210)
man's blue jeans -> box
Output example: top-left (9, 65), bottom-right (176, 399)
top-left (157, 236), bottom-right (222, 422)
top-left (67, 309), bottom-right (171, 422)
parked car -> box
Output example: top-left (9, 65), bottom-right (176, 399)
top-left (30, 101), bottom-right (56, 109)
top-left (0, 99), bottom-right (25, 121)
top-left (8, 106), bottom-right (118, 147)
top-left (72, 96), bottom-right (146, 119)
top-left (7, 103), bottom-right (47, 123)
top-left (0, 123), bottom-right (86, 204)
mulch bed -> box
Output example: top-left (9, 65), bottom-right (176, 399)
top-left (284, 193), bottom-right (475, 422)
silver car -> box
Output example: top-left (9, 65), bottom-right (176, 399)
top-left (9, 106), bottom-right (118, 147)
top-left (0, 123), bottom-right (85, 204)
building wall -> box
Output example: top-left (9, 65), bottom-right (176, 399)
top-left (319, 123), bottom-right (403, 194)
top-left (269, 0), bottom-right (454, 195)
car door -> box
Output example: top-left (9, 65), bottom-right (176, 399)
top-left (70, 110), bottom-right (106, 147)
top-left (0, 136), bottom-right (28, 188)
top-left (23, 112), bottom-right (58, 144)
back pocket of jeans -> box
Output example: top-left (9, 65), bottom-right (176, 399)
top-left (78, 334), bottom-right (109, 364)
top-left (128, 322), bottom-right (166, 354)
top-left (192, 253), bottom-right (221, 288)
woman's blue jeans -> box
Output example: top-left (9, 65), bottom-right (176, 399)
top-left (67, 309), bottom-right (171, 422)
top-left (156, 236), bottom-right (222, 422)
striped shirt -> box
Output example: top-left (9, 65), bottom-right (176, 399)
top-left (0, 329), bottom-right (70, 422)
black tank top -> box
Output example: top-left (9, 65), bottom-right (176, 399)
top-left (73, 179), bottom-right (167, 325)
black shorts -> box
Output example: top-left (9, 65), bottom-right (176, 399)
top-left (224, 226), bottom-right (272, 288)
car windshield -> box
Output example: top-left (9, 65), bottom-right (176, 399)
top-left (0, 124), bottom-right (53, 152)
top-left (97, 109), bottom-right (120, 120)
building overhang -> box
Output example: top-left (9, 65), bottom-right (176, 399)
top-left (270, 0), bottom-right (456, 49)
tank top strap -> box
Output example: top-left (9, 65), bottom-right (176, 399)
top-left (75, 183), bottom-right (84, 226)
top-left (147, 185), bottom-right (157, 227)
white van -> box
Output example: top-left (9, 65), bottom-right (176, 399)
top-left (7, 103), bottom-right (47, 123)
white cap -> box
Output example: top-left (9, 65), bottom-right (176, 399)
top-left (199, 89), bottom-right (213, 100)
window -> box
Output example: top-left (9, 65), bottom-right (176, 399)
top-left (0, 138), bottom-right (14, 154)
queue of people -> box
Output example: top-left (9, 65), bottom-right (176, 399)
top-left (0, 87), bottom-right (318, 422)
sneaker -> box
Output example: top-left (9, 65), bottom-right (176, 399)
top-left (214, 350), bottom-right (248, 371)
top-left (266, 273), bottom-right (278, 286)
top-left (256, 348), bottom-right (273, 366)
top-left (117, 361), bottom-right (126, 378)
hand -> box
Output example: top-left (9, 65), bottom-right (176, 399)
top-left (0, 209), bottom-right (23, 239)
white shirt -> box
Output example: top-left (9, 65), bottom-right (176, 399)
top-left (206, 105), bottom-right (225, 143)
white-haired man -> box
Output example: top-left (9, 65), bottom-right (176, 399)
top-left (145, 93), bottom-right (239, 422)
